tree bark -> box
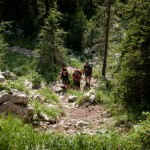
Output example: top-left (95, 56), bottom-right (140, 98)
top-left (102, 0), bottom-right (111, 76)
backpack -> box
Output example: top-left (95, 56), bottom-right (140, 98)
top-left (88, 64), bottom-right (93, 70)
top-left (77, 69), bottom-right (82, 76)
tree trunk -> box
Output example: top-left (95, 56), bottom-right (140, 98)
top-left (102, 0), bottom-right (111, 76)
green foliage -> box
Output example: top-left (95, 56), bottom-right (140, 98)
top-left (134, 112), bottom-right (150, 149)
top-left (0, 83), bottom-right (5, 91)
top-left (5, 78), bottom-right (29, 94)
top-left (38, 88), bottom-right (59, 104)
top-left (112, 0), bottom-right (150, 111)
top-left (83, 6), bottom-right (106, 50)
top-left (1, 50), bottom-right (35, 75)
top-left (0, 114), bottom-right (141, 150)
top-left (36, 3), bottom-right (67, 73)
top-left (68, 57), bottom-right (83, 69)
top-left (67, 89), bottom-right (86, 105)
top-left (31, 72), bottom-right (42, 89)
top-left (69, 7), bottom-right (87, 51)
top-left (0, 22), bottom-right (9, 67)
top-left (30, 99), bottom-right (62, 119)
top-left (5, 36), bottom-right (37, 50)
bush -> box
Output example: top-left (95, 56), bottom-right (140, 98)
top-left (5, 79), bottom-right (29, 94)
top-left (134, 112), bottom-right (150, 149)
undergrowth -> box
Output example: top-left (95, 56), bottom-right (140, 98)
top-left (1, 114), bottom-right (149, 150)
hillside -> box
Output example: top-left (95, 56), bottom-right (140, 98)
top-left (0, 0), bottom-right (150, 149)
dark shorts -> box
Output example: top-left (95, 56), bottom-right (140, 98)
top-left (73, 80), bottom-right (80, 88)
top-left (85, 72), bottom-right (92, 77)
top-left (62, 78), bottom-right (70, 85)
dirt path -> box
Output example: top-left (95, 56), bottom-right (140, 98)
top-left (47, 76), bottom-right (113, 135)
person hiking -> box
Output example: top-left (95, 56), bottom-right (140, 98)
top-left (83, 61), bottom-right (93, 88)
top-left (59, 66), bottom-right (70, 89)
top-left (72, 69), bottom-right (82, 90)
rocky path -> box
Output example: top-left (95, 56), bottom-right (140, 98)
top-left (47, 75), bottom-right (113, 135)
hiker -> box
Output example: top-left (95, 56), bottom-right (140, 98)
top-left (83, 61), bottom-right (93, 88)
top-left (59, 66), bottom-right (70, 89)
top-left (72, 69), bottom-right (82, 90)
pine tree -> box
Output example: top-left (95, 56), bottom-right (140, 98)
top-left (113, 0), bottom-right (150, 109)
top-left (0, 22), bottom-right (8, 67)
top-left (36, 3), bottom-right (67, 73)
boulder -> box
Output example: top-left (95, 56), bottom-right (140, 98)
top-left (1, 70), bottom-right (16, 79)
top-left (52, 86), bottom-right (65, 94)
top-left (11, 93), bottom-right (28, 105)
top-left (68, 95), bottom-right (77, 102)
top-left (0, 101), bottom-right (33, 121)
top-left (83, 92), bottom-right (91, 101)
top-left (37, 112), bottom-right (50, 122)
top-left (0, 92), bottom-right (11, 104)
top-left (0, 75), bottom-right (5, 82)
top-left (1, 70), bottom-right (10, 77)
top-left (83, 90), bottom-right (96, 104)
top-left (89, 95), bottom-right (96, 103)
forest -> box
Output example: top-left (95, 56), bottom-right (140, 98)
top-left (0, 0), bottom-right (150, 149)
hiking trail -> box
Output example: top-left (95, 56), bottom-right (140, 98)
top-left (7, 46), bottom-right (114, 135)
top-left (46, 67), bottom-right (113, 135)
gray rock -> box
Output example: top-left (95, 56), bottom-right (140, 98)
top-left (1, 70), bottom-right (16, 79)
top-left (38, 112), bottom-right (50, 122)
top-left (89, 95), bottom-right (96, 103)
top-left (0, 75), bottom-right (5, 82)
top-left (0, 92), bottom-right (11, 104)
top-left (76, 120), bottom-right (89, 127)
top-left (68, 95), bottom-right (77, 102)
top-left (83, 92), bottom-right (91, 101)
top-left (11, 93), bottom-right (28, 105)
top-left (1, 70), bottom-right (10, 77)
top-left (0, 101), bottom-right (33, 121)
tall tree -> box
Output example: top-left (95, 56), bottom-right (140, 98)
top-left (36, 3), bottom-right (67, 73)
top-left (102, 0), bottom-right (111, 76)
top-left (68, 7), bottom-right (87, 51)
top-left (113, 0), bottom-right (150, 109)
top-left (0, 22), bottom-right (8, 66)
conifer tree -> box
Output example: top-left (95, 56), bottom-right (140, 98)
top-left (113, 0), bottom-right (150, 109)
top-left (0, 22), bottom-right (8, 66)
top-left (36, 3), bottom-right (67, 73)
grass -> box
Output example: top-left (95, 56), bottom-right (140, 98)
top-left (68, 57), bottom-right (83, 69)
top-left (2, 78), bottom-right (30, 94)
top-left (0, 50), bottom-right (35, 75)
top-left (4, 34), bottom-right (37, 50)
top-left (30, 99), bottom-right (63, 119)
top-left (0, 114), bottom-right (143, 150)
top-left (38, 88), bottom-right (59, 104)
top-left (67, 89), bottom-right (86, 105)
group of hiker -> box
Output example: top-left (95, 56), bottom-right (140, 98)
top-left (59, 61), bottom-right (93, 90)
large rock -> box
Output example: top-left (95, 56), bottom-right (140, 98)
top-left (37, 112), bottom-right (50, 122)
top-left (0, 75), bottom-right (5, 82)
top-left (68, 95), bottom-right (77, 103)
top-left (89, 95), bottom-right (96, 103)
top-left (1, 70), bottom-right (16, 79)
top-left (0, 92), bottom-right (11, 104)
top-left (83, 90), bottom-right (96, 103)
top-left (11, 93), bottom-right (28, 105)
top-left (83, 92), bottom-right (91, 101)
top-left (0, 101), bottom-right (33, 121)
top-left (1, 70), bottom-right (10, 78)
